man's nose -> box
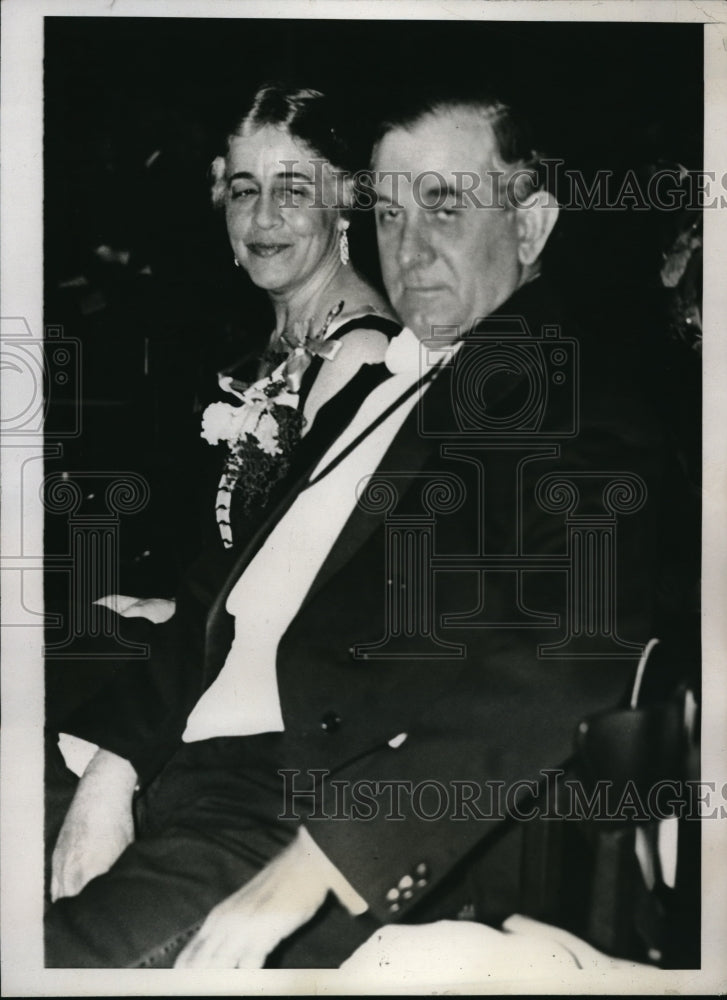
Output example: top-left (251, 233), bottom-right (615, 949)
top-left (254, 192), bottom-right (283, 230)
top-left (397, 218), bottom-right (434, 270)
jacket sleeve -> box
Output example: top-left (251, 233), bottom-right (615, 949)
top-left (302, 635), bottom-right (637, 923)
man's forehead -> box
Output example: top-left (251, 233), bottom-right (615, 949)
top-left (373, 109), bottom-right (500, 180)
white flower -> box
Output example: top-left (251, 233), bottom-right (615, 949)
top-left (254, 411), bottom-right (282, 456)
top-left (201, 402), bottom-right (246, 446)
top-left (203, 372), bottom-right (298, 454)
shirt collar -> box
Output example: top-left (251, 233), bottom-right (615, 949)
top-left (384, 326), bottom-right (461, 376)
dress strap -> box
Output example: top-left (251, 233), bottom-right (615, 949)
top-left (326, 313), bottom-right (402, 342)
top-left (298, 313), bottom-right (401, 406)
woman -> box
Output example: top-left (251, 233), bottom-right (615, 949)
top-left (48, 83), bottom-right (400, 891)
top-left (96, 83), bottom-right (399, 630)
top-left (51, 84), bottom-right (399, 733)
top-left (199, 82), bottom-right (400, 551)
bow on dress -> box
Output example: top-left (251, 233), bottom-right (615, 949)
top-left (274, 300), bottom-right (345, 392)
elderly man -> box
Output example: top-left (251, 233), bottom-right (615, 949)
top-left (46, 90), bottom-right (674, 969)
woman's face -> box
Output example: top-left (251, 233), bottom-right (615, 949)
top-left (224, 125), bottom-right (344, 296)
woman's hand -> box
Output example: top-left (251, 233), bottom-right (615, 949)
top-left (50, 749), bottom-right (137, 901)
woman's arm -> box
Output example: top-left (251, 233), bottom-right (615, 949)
top-left (301, 327), bottom-right (389, 430)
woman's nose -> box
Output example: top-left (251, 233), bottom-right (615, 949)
top-left (254, 192), bottom-right (283, 230)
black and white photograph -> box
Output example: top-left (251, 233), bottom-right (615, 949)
top-left (1, 0), bottom-right (726, 994)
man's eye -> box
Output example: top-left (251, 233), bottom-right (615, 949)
top-left (434, 207), bottom-right (459, 221)
top-left (229, 186), bottom-right (256, 201)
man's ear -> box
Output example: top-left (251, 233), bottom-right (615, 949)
top-left (515, 189), bottom-right (560, 267)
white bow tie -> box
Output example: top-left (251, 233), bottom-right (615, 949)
top-left (385, 326), bottom-right (461, 376)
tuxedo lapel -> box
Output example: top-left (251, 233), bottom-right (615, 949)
top-left (294, 363), bottom-right (456, 616)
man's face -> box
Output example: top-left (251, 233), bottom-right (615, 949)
top-left (373, 110), bottom-right (523, 342)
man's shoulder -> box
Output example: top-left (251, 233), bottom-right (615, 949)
top-left (458, 278), bottom-right (663, 448)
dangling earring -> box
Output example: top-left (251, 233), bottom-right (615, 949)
top-left (339, 227), bottom-right (350, 266)
top-left (233, 257), bottom-right (240, 268)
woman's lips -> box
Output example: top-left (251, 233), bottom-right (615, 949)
top-left (246, 242), bottom-right (292, 258)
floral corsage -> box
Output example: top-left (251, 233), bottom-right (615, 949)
top-left (201, 301), bottom-right (345, 548)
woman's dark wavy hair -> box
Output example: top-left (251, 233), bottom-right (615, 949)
top-left (211, 82), bottom-right (356, 208)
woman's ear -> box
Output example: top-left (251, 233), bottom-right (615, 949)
top-left (515, 189), bottom-right (560, 267)
top-left (210, 155), bottom-right (228, 210)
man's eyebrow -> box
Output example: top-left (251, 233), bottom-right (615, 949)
top-left (373, 179), bottom-right (465, 199)
top-left (371, 188), bottom-right (401, 203)
top-left (228, 171), bottom-right (315, 183)
top-left (420, 180), bottom-right (461, 200)
top-left (276, 169), bottom-right (315, 182)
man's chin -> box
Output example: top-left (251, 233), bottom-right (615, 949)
top-left (394, 295), bottom-right (466, 344)
top-left (403, 315), bottom-right (464, 344)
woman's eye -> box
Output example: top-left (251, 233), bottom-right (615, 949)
top-left (434, 207), bottom-right (458, 221)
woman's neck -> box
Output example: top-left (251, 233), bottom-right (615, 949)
top-left (270, 254), bottom-right (345, 338)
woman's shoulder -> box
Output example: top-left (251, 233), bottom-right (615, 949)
top-left (300, 309), bottom-right (397, 427)
top-left (327, 321), bottom-right (390, 371)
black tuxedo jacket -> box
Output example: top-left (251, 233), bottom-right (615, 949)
top-left (65, 279), bottom-right (674, 925)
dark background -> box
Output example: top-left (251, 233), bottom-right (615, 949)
top-left (43, 17), bottom-right (704, 596)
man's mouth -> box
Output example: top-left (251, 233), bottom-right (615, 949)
top-left (247, 243), bottom-right (292, 258)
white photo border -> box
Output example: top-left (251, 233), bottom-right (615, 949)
top-left (2, 0), bottom-right (726, 995)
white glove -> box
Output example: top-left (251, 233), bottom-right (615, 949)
top-left (94, 593), bottom-right (176, 623)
